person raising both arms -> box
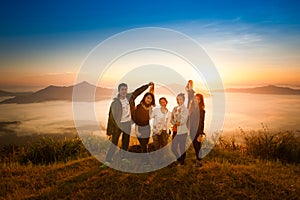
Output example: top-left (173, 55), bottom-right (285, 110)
top-left (133, 83), bottom-right (155, 157)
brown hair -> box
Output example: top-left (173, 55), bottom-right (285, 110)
top-left (140, 92), bottom-right (156, 107)
top-left (195, 93), bottom-right (205, 109)
top-left (159, 97), bottom-right (168, 104)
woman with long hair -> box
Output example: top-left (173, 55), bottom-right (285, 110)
top-left (133, 85), bottom-right (155, 155)
top-left (189, 93), bottom-right (205, 167)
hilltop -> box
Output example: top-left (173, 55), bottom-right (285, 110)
top-left (1, 148), bottom-right (299, 200)
top-left (0, 81), bottom-right (113, 104)
top-left (226, 85), bottom-right (300, 95)
top-left (1, 130), bottom-right (299, 199)
top-left (0, 90), bottom-right (33, 97)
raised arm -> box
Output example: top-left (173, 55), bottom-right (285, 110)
top-left (129, 82), bottom-right (152, 101)
top-left (149, 82), bottom-right (154, 94)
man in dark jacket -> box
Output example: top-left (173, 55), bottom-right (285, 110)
top-left (103, 82), bottom-right (153, 166)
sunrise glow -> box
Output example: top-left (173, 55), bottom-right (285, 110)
top-left (0, 1), bottom-right (299, 91)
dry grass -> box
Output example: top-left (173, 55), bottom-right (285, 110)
top-left (1, 146), bottom-right (300, 200)
top-left (1, 129), bottom-right (300, 199)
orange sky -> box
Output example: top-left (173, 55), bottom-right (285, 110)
top-left (1, 24), bottom-right (299, 92)
top-left (1, 52), bottom-right (298, 92)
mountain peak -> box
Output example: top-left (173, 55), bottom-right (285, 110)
top-left (76, 81), bottom-right (95, 87)
top-left (226, 85), bottom-right (300, 95)
top-left (0, 81), bottom-right (112, 104)
top-left (266, 85), bottom-right (275, 87)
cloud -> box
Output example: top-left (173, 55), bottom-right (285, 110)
top-left (158, 19), bottom-right (300, 86)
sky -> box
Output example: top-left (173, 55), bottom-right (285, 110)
top-left (0, 0), bottom-right (300, 91)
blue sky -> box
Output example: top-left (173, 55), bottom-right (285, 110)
top-left (1, 0), bottom-right (299, 36)
top-left (0, 0), bottom-right (299, 90)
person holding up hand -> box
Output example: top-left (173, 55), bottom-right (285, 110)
top-left (171, 93), bottom-right (189, 166)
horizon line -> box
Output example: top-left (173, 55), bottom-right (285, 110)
top-left (1, 81), bottom-right (300, 93)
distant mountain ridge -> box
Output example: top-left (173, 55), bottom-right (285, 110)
top-left (2, 84), bottom-right (298, 104)
top-left (0, 90), bottom-right (33, 97)
top-left (0, 82), bottom-right (113, 104)
top-left (226, 85), bottom-right (300, 95)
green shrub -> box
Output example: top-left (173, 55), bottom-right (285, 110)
top-left (18, 136), bottom-right (88, 165)
top-left (242, 127), bottom-right (300, 164)
top-left (0, 144), bottom-right (20, 163)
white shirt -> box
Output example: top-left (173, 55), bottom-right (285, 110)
top-left (171, 104), bottom-right (188, 135)
top-left (151, 107), bottom-right (171, 134)
top-left (120, 98), bottom-right (131, 122)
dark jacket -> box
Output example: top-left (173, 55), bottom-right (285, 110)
top-left (106, 84), bottom-right (149, 136)
top-left (133, 104), bottom-right (150, 126)
top-left (189, 107), bottom-right (205, 138)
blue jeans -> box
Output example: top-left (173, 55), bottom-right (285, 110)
top-left (171, 133), bottom-right (187, 164)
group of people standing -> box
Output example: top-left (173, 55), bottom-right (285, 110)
top-left (102, 80), bottom-right (205, 168)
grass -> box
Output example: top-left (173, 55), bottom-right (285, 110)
top-left (242, 127), bottom-right (300, 164)
top-left (1, 148), bottom-right (299, 200)
top-left (1, 135), bottom-right (90, 165)
top-left (0, 129), bottom-right (300, 200)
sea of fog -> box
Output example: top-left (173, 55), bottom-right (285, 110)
top-left (0, 93), bottom-right (299, 137)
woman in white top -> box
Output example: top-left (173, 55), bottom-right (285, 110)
top-left (151, 97), bottom-right (171, 150)
top-left (171, 93), bottom-right (189, 166)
